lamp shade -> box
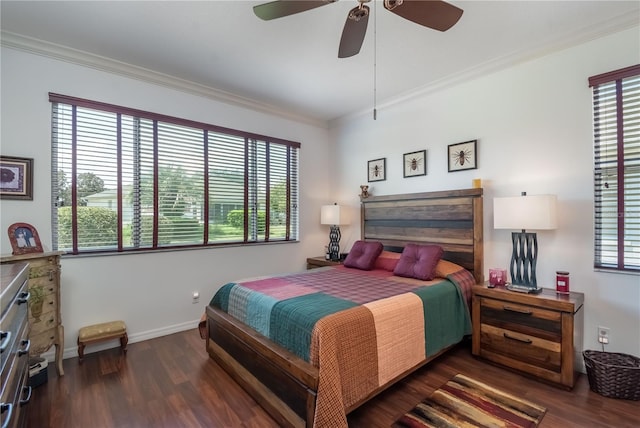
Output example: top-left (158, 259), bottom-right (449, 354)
top-left (321, 204), bottom-right (348, 226)
top-left (494, 194), bottom-right (558, 230)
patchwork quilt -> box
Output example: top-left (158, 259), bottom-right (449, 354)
top-left (209, 265), bottom-right (474, 427)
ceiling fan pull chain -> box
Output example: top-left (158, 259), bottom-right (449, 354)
top-left (373, 0), bottom-right (377, 120)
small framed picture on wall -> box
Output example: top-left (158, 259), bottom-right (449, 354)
top-left (368, 158), bottom-right (386, 182)
top-left (448, 140), bottom-right (477, 172)
top-left (0, 156), bottom-right (34, 200)
top-left (403, 150), bottom-right (426, 178)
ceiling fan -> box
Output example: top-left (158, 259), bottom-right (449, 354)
top-left (253, 0), bottom-right (463, 58)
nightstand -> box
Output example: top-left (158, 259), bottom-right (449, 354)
top-left (306, 256), bottom-right (342, 269)
top-left (472, 284), bottom-right (584, 389)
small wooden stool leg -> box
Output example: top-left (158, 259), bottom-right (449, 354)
top-left (120, 332), bottom-right (128, 355)
top-left (77, 337), bottom-right (85, 364)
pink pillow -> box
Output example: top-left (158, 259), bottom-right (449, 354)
top-left (344, 241), bottom-right (383, 270)
top-left (374, 250), bottom-right (401, 271)
top-left (393, 244), bottom-right (444, 280)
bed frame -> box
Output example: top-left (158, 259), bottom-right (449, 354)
top-left (205, 188), bottom-right (483, 427)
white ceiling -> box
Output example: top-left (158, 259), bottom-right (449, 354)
top-left (2, 1), bottom-right (639, 125)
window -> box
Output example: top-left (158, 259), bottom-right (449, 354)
top-left (50, 93), bottom-right (299, 255)
top-left (590, 65), bottom-right (640, 273)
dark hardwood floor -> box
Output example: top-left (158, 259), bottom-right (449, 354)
top-left (26, 329), bottom-right (639, 427)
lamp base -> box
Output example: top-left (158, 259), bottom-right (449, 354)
top-left (509, 231), bottom-right (538, 287)
top-left (328, 225), bottom-right (341, 261)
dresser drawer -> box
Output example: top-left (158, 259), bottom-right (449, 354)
top-left (28, 274), bottom-right (58, 291)
top-left (29, 313), bottom-right (58, 336)
top-left (26, 256), bottom-right (59, 276)
top-left (29, 330), bottom-right (57, 356)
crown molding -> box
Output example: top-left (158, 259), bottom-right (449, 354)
top-left (330, 13), bottom-right (640, 128)
top-left (1, 31), bottom-right (328, 129)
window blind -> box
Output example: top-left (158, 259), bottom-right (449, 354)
top-left (50, 93), bottom-right (300, 255)
top-left (591, 65), bottom-right (640, 272)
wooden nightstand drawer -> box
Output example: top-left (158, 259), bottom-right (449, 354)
top-left (479, 297), bottom-right (562, 341)
top-left (479, 324), bottom-right (561, 372)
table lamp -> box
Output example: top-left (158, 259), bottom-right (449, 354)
top-left (494, 192), bottom-right (557, 292)
top-left (321, 203), bottom-right (348, 261)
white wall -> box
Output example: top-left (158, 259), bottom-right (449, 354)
top-left (330, 27), bottom-right (640, 358)
top-left (0, 47), bottom-right (332, 359)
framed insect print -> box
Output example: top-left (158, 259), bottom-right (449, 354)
top-left (368, 158), bottom-right (386, 182)
top-left (8, 222), bottom-right (44, 255)
top-left (403, 150), bottom-right (426, 178)
top-left (0, 156), bottom-right (33, 200)
top-left (448, 140), bottom-right (477, 172)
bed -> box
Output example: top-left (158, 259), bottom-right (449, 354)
top-left (203, 188), bottom-right (483, 428)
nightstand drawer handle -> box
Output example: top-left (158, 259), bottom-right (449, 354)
top-left (503, 306), bottom-right (532, 315)
top-left (504, 333), bottom-right (532, 344)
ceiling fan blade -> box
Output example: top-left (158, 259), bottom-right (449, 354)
top-left (253, 0), bottom-right (336, 21)
top-left (384, 0), bottom-right (463, 32)
top-left (338, 5), bottom-right (370, 58)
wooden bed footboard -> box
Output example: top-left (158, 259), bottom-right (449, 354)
top-left (206, 305), bottom-right (458, 427)
top-left (206, 305), bottom-right (318, 428)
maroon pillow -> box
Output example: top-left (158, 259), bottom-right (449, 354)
top-left (393, 244), bottom-right (444, 280)
top-left (343, 240), bottom-right (383, 270)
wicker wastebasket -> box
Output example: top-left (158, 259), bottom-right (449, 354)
top-left (583, 350), bottom-right (640, 401)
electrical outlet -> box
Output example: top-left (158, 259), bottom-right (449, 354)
top-left (192, 291), bottom-right (200, 304)
top-left (598, 326), bottom-right (610, 345)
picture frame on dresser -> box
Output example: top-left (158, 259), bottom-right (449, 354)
top-left (7, 222), bottom-right (44, 255)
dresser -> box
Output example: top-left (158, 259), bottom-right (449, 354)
top-left (1, 262), bottom-right (31, 428)
top-left (1, 252), bottom-right (64, 376)
top-left (472, 285), bottom-right (584, 389)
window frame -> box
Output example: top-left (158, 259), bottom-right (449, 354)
top-left (589, 64), bottom-right (640, 274)
top-left (50, 93), bottom-right (300, 256)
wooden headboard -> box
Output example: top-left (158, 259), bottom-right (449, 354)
top-left (361, 188), bottom-right (484, 284)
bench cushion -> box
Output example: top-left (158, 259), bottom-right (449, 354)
top-left (79, 321), bottom-right (126, 342)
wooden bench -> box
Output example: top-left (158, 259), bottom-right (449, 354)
top-left (77, 320), bottom-right (128, 363)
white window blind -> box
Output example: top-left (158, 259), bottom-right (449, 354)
top-left (591, 65), bottom-right (640, 272)
top-left (50, 93), bottom-right (299, 255)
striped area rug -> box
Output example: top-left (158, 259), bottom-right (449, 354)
top-left (393, 374), bottom-right (547, 428)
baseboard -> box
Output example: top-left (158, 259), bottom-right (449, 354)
top-left (40, 319), bottom-right (202, 362)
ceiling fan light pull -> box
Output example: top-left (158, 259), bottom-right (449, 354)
top-left (349, 4), bottom-right (370, 22)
